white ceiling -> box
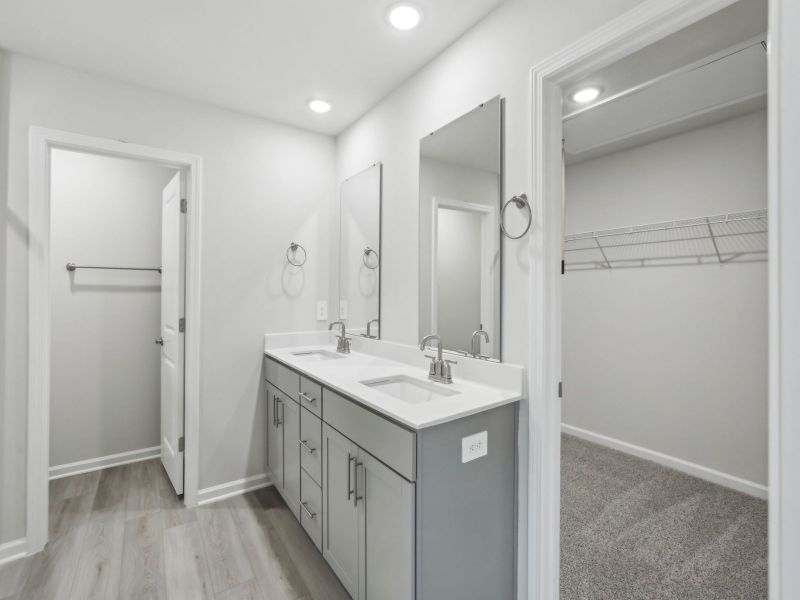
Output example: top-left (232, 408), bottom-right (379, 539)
top-left (0, 0), bottom-right (506, 135)
top-left (562, 0), bottom-right (767, 116)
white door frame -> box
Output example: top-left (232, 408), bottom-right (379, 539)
top-left (27, 127), bottom-right (203, 554)
top-left (430, 196), bottom-right (497, 356)
top-left (526, 0), bottom-right (796, 598)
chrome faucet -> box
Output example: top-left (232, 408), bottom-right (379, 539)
top-left (329, 321), bottom-right (351, 354)
top-left (419, 334), bottom-right (457, 384)
top-left (367, 318), bottom-right (380, 339)
top-left (471, 324), bottom-right (490, 358)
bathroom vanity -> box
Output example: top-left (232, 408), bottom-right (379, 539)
top-left (263, 336), bottom-right (522, 600)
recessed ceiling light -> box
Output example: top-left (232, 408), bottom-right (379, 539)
top-left (388, 4), bottom-right (422, 30)
top-left (308, 99), bottom-right (331, 114)
top-left (571, 87), bottom-right (602, 104)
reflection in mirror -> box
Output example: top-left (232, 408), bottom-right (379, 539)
top-left (339, 163), bottom-right (381, 338)
top-left (418, 97), bottom-right (502, 360)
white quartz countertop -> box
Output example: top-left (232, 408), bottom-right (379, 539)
top-left (264, 342), bottom-right (522, 430)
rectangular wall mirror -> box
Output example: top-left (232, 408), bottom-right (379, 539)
top-left (339, 163), bottom-right (382, 338)
top-left (418, 96), bottom-right (503, 360)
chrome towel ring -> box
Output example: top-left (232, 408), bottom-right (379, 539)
top-left (286, 242), bottom-right (307, 267)
top-left (500, 193), bottom-right (533, 239)
top-left (363, 247), bottom-right (379, 269)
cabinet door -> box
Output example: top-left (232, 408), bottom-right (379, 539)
top-left (322, 424), bottom-right (360, 598)
top-left (266, 383), bottom-right (283, 488)
top-left (282, 394), bottom-right (301, 521)
top-left (357, 449), bottom-right (415, 600)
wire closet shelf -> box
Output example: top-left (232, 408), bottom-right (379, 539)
top-left (564, 209), bottom-right (768, 271)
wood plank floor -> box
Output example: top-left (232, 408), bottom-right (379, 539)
top-left (0, 460), bottom-right (351, 600)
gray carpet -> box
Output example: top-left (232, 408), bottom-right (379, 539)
top-left (560, 434), bottom-right (768, 600)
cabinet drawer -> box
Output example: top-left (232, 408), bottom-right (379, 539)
top-left (323, 388), bottom-right (416, 481)
top-left (300, 407), bottom-right (322, 485)
top-left (265, 357), bottom-right (300, 400)
top-left (299, 376), bottom-right (322, 417)
top-left (300, 469), bottom-right (322, 551)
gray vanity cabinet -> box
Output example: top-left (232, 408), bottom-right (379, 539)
top-left (322, 424), bottom-right (360, 598)
top-left (266, 383), bottom-right (283, 490)
top-left (265, 355), bottom-right (517, 600)
top-left (282, 393), bottom-right (301, 521)
top-left (357, 449), bottom-right (415, 600)
top-left (266, 380), bottom-right (301, 521)
top-left (323, 423), bottom-right (415, 600)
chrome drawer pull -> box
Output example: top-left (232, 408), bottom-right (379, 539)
top-left (299, 391), bottom-right (317, 404)
top-left (299, 439), bottom-right (316, 454)
top-left (300, 501), bottom-right (317, 519)
top-left (347, 454), bottom-right (355, 500)
top-left (354, 461), bottom-right (364, 506)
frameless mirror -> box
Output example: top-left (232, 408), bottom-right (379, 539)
top-left (418, 97), bottom-right (502, 360)
top-left (339, 163), bottom-right (382, 338)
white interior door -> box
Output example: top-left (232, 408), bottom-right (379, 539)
top-left (160, 171), bottom-right (185, 494)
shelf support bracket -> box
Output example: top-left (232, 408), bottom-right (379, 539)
top-left (593, 236), bottom-right (612, 269)
top-left (706, 219), bottom-right (723, 263)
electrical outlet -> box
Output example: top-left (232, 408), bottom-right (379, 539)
top-left (339, 300), bottom-right (348, 319)
top-left (461, 431), bottom-right (488, 463)
top-left (316, 301), bottom-right (328, 321)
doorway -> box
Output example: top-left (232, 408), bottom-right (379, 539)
top-left (526, 0), bottom-right (790, 598)
top-left (26, 128), bottom-right (203, 554)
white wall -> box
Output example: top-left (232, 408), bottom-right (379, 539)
top-left (563, 110), bottom-right (768, 485)
top-left (772, 0), bottom-right (800, 589)
top-left (49, 149), bottom-right (175, 468)
top-left (333, 0), bottom-right (645, 593)
top-left (0, 53), bottom-right (335, 544)
top-left (419, 157), bottom-right (499, 352)
top-left (336, 0), bottom-right (644, 361)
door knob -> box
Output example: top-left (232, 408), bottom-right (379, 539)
top-left (155, 337), bottom-right (164, 346)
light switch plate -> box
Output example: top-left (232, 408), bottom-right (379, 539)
top-left (339, 300), bottom-right (348, 319)
top-left (316, 301), bottom-right (328, 321)
top-left (462, 431), bottom-right (488, 463)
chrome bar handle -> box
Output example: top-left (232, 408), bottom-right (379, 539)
top-left (299, 439), bottom-right (316, 454)
top-left (300, 501), bottom-right (317, 519)
top-left (354, 461), bottom-right (364, 506)
top-left (299, 391), bottom-right (316, 404)
top-left (272, 395), bottom-right (277, 426)
top-left (347, 454), bottom-right (355, 500)
top-left (276, 398), bottom-right (283, 426)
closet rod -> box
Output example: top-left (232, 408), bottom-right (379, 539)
top-left (66, 262), bottom-right (162, 273)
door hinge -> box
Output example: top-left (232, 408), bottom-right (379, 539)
top-left (180, 198), bottom-right (188, 213)
top-left (178, 436), bottom-right (185, 452)
top-left (179, 318), bottom-right (185, 333)
top-left (558, 381), bottom-right (563, 398)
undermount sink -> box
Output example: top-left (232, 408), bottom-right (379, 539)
top-left (361, 374), bottom-right (459, 404)
top-left (290, 349), bottom-right (346, 361)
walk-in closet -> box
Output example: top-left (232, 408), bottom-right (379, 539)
top-left (559, 1), bottom-right (769, 597)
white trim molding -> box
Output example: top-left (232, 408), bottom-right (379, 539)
top-left (49, 446), bottom-right (161, 481)
top-left (27, 127), bottom-right (204, 555)
top-left (526, 1), bottom-right (762, 598)
top-left (768, 0), bottom-right (800, 596)
top-left (562, 424), bottom-right (768, 499)
top-left (0, 538), bottom-right (28, 566)
top-left (197, 474), bottom-right (273, 506)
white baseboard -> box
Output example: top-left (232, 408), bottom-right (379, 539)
top-left (49, 446), bottom-right (161, 480)
top-left (0, 538), bottom-right (27, 566)
top-left (561, 424), bottom-right (768, 499)
top-left (197, 473), bottom-right (273, 506)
